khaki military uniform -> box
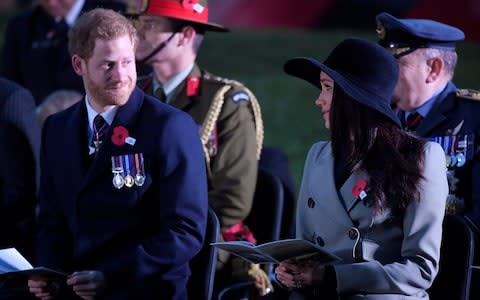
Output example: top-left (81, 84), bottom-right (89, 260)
top-left (138, 65), bottom-right (263, 257)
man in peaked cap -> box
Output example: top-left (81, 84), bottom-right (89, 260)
top-left (133, 0), bottom-right (270, 296)
top-left (376, 12), bottom-right (480, 296)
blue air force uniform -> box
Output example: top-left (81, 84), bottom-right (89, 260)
top-left (376, 13), bottom-right (480, 297)
top-left (376, 12), bottom-right (480, 226)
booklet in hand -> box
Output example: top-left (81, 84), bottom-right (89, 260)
top-left (0, 248), bottom-right (67, 282)
top-left (211, 238), bottom-right (341, 265)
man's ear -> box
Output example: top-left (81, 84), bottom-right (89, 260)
top-left (178, 25), bottom-right (196, 46)
top-left (72, 55), bottom-right (86, 76)
top-left (426, 57), bottom-right (444, 83)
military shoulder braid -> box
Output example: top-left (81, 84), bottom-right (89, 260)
top-left (200, 73), bottom-right (264, 163)
top-left (456, 88), bottom-right (480, 101)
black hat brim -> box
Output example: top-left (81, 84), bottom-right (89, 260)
top-left (284, 57), bottom-right (401, 128)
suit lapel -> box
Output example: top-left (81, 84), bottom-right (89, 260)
top-left (64, 101), bottom-right (89, 194)
top-left (80, 87), bottom-right (144, 191)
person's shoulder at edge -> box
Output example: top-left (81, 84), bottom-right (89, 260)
top-left (424, 140), bottom-right (445, 158)
top-left (303, 141), bottom-right (330, 165)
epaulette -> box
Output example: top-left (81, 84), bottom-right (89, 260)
top-left (203, 73), bottom-right (244, 88)
top-left (456, 89), bottom-right (480, 101)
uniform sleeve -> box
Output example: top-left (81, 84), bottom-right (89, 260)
top-left (334, 142), bottom-right (448, 296)
top-left (208, 86), bottom-right (258, 230)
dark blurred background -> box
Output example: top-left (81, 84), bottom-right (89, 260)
top-left (1, 0), bottom-right (479, 187)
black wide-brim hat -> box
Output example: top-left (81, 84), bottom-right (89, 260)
top-left (284, 38), bottom-right (401, 128)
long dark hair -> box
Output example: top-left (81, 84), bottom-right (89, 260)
top-left (330, 87), bottom-right (426, 214)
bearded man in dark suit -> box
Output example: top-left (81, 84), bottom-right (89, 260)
top-left (28, 8), bottom-right (208, 300)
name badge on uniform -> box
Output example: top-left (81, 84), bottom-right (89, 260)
top-left (111, 153), bottom-right (146, 189)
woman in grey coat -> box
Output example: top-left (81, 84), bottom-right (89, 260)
top-left (275, 38), bottom-right (448, 299)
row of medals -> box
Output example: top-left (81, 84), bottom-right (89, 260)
top-left (445, 152), bottom-right (466, 168)
top-left (112, 167), bottom-right (145, 189)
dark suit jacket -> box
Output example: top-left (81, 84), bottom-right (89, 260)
top-left (0, 77), bottom-right (39, 260)
top-left (0, 1), bottom-right (125, 104)
top-left (399, 82), bottom-right (480, 229)
top-left (36, 87), bottom-right (208, 300)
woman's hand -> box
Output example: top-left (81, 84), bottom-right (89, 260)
top-left (275, 261), bottom-right (325, 289)
top-left (66, 270), bottom-right (105, 300)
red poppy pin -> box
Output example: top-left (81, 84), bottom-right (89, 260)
top-left (111, 126), bottom-right (129, 146)
top-left (352, 178), bottom-right (368, 200)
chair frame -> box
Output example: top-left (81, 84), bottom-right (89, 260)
top-left (217, 168), bottom-right (285, 300)
top-left (188, 207), bottom-right (220, 300)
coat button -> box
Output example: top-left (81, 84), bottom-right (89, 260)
top-left (348, 228), bottom-right (359, 240)
top-left (307, 197), bottom-right (315, 208)
top-left (316, 236), bottom-right (325, 247)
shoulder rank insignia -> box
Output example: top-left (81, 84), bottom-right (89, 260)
top-left (456, 89), bottom-right (480, 101)
top-left (232, 91), bottom-right (250, 103)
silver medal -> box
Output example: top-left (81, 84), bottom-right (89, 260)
top-left (112, 167), bottom-right (124, 189)
top-left (134, 173), bottom-right (145, 186)
top-left (112, 173), bottom-right (125, 189)
top-left (456, 153), bottom-right (466, 167)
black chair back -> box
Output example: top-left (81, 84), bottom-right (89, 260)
top-left (216, 169), bottom-right (285, 300)
top-left (428, 214), bottom-right (474, 300)
top-left (244, 168), bottom-right (284, 244)
top-left (188, 207), bottom-right (220, 300)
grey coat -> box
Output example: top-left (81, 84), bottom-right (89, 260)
top-left (292, 141), bottom-right (448, 299)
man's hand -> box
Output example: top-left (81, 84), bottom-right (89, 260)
top-left (28, 279), bottom-right (59, 300)
top-left (66, 270), bottom-right (105, 300)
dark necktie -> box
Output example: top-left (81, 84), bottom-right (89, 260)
top-left (154, 87), bottom-right (166, 102)
top-left (91, 115), bottom-right (109, 153)
top-left (405, 112), bottom-right (423, 131)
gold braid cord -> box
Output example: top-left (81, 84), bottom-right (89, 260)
top-left (200, 85), bottom-right (229, 178)
top-left (200, 78), bottom-right (264, 178)
top-left (243, 85), bottom-right (264, 160)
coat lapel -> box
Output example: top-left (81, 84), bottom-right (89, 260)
top-left (339, 172), bottom-right (372, 217)
top-left (309, 144), bottom-right (354, 227)
top-left (80, 87), bottom-right (144, 191)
